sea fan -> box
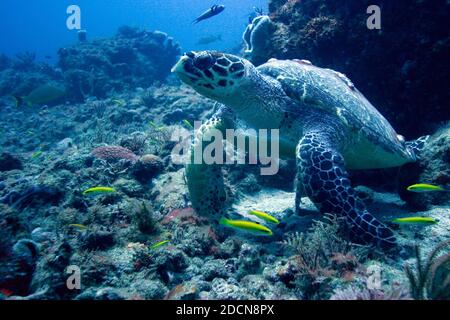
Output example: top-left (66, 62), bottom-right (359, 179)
top-left (404, 240), bottom-right (450, 300)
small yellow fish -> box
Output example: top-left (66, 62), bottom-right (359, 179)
top-left (219, 217), bottom-right (273, 236)
top-left (31, 150), bottom-right (43, 159)
top-left (407, 184), bottom-right (447, 193)
top-left (82, 187), bottom-right (116, 195)
top-left (150, 240), bottom-right (170, 250)
top-left (248, 210), bottom-right (279, 224)
top-left (149, 121), bottom-right (164, 131)
top-left (182, 119), bottom-right (194, 130)
top-left (69, 224), bottom-right (88, 230)
top-left (392, 217), bottom-right (438, 225)
top-left (112, 99), bottom-right (126, 107)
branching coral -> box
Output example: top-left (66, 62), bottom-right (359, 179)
top-left (119, 133), bottom-right (148, 155)
top-left (88, 100), bottom-right (109, 118)
top-left (330, 284), bottom-right (410, 300)
top-left (128, 200), bottom-right (158, 235)
top-left (404, 240), bottom-right (450, 300)
top-left (146, 126), bottom-right (174, 156)
top-left (283, 214), bottom-right (370, 299)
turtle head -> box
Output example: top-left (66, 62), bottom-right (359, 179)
top-left (172, 51), bottom-right (255, 105)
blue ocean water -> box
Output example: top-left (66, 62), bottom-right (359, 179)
top-left (0, 0), bottom-right (266, 62)
top-left (0, 0), bottom-right (448, 302)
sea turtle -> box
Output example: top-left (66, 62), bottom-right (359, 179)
top-left (171, 50), bottom-right (428, 249)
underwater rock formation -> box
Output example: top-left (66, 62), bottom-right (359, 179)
top-left (0, 53), bottom-right (62, 99)
top-left (0, 239), bottom-right (39, 296)
top-left (0, 27), bottom-right (181, 103)
top-left (399, 122), bottom-right (450, 209)
top-left (81, 230), bottom-right (115, 251)
top-left (0, 185), bottom-right (63, 210)
top-left (251, 0), bottom-right (450, 137)
top-left (58, 26), bottom-right (181, 101)
top-left (0, 152), bottom-right (23, 172)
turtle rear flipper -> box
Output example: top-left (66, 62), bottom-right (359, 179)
top-left (296, 131), bottom-right (397, 249)
top-left (406, 135), bottom-right (430, 160)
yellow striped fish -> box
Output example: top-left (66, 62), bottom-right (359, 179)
top-left (392, 217), bottom-right (437, 225)
top-left (69, 224), bottom-right (88, 230)
top-left (150, 240), bottom-right (170, 250)
top-left (219, 217), bottom-right (273, 236)
top-left (248, 210), bottom-right (279, 224)
top-left (407, 184), bottom-right (447, 193)
top-left (82, 187), bottom-right (116, 196)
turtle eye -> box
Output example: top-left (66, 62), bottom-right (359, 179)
top-left (194, 53), bottom-right (216, 70)
top-left (185, 51), bottom-right (195, 58)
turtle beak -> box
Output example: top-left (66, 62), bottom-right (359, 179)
top-left (172, 52), bottom-right (204, 87)
top-left (171, 55), bottom-right (190, 74)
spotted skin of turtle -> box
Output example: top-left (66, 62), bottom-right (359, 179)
top-left (297, 131), bottom-right (396, 247)
top-left (185, 107), bottom-right (235, 221)
top-left (172, 50), bottom-right (428, 250)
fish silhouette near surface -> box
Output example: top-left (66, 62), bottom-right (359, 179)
top-left (197, 34), bottom-right (222, 45)
top-left (193, 5), bottom-right (225, 24)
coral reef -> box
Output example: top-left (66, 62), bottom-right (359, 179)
top-left (0, 27), bottom-right (180, 104)
top-left (0, 54), bottom-right (61, 99)
top-left (58, 27), bottom-right (181, 101)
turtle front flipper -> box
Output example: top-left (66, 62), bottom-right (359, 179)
top-left (296, 131), bottom-right (397, 249)
top-left (185, 106), bottom-right (235, 221)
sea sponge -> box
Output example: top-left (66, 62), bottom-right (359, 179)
top-left (243, 15), bottom-right (275, 65)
